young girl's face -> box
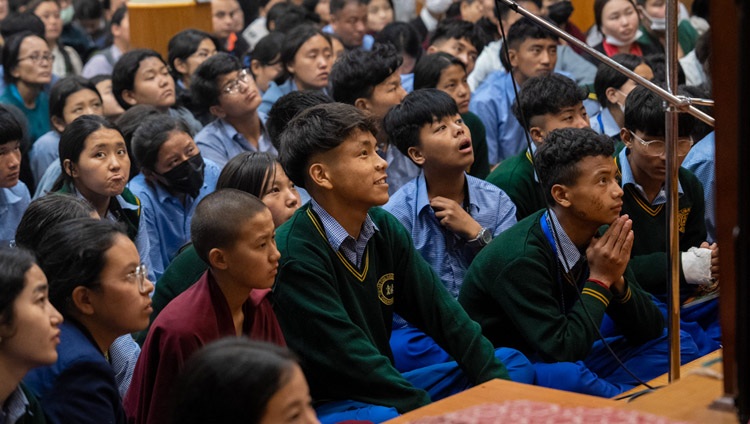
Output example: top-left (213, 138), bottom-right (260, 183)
top-left (366, 0), bottom-right (393, 33)
top-left (261, 163), bottom-right (300, 228)
top-left (251, 55), bottom-right (283, 93)
top-left (69, 127), bottom-right (130, 202)
top-left (437, 64), bottom-right (471, 114)
top-left (94, 79), bottom-right (126, 119)
top-left (259, 364), bottom-right (319, 424)
top-left (57, 89), bottom-right (103, 131)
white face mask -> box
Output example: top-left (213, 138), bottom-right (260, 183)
top-left (60, 4), bottom-right (74, 25)
top-left (641, 9), bottom-right (666, 32)
top-left (425, 0), bottom-right (452, 14)
top-left (604, 29), bottom-right (643, 46)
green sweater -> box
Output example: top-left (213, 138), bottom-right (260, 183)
top-left (463, 111), bottom-right (490, 180)
top-left (486, 151), bottom-right (546, 221)
top-left (459, 210), bottom-right (664, 363)
top-left (616, 156), bottom-right (707, 301)
top-left (272, 205), bottom-right (508, 413)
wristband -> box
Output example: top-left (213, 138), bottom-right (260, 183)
top-left (587, 278), bottom-right (610, 291)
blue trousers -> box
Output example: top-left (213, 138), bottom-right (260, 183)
top-left (651, 296), bottom-right (721, 355)
top-left (315, 345), bottom-right (534, 424)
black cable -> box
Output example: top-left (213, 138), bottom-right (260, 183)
top-left (494, 0), bottom-right (659, 393)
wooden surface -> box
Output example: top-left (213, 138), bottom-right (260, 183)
top-left (128, 2), bottom-right (213, 59)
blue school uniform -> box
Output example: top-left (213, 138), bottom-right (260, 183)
top-left (0, 181), bottom-right (30, 247)
top-left (194, 115), bottom-right (276, 168)
top-left (682, 131), bottom-right (716, 243)
top-left (29, 131), bottom-right (60, 185)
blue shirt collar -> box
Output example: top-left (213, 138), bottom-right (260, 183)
top-left (414, 172), bottom-right (479, 215)
top-left (544, 209), bottom-right (581, 273)
top-left (618, 147), bottom-right (683, 205)
top-left (0, 385), bottom-right (30, 424)
top-left (0, 184), bottom-right (23, 206)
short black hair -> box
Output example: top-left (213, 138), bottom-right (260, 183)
top-left (330, 0), bottom-right (366, 15)
top-left (0, 248), bottom-right (38, 330)
top-left (2, 31), bottom-right (44, 85)
top-left (413, 52), bottom-right (465, 90)
top-left (536, 127), bottom-right (614, 205)
top-left (266, 90), bottom-right (333, 150)
top-left (217, 152), bottom-right (277, 197)
top-left (0, 105), bottom-right (24, 145)
top-left (500, 17), bottom-right (558, 71)
top-left (167, 29), bottom-right (219, 83)
top-left (513, 73), bottom-right (587, 130)
top-left (15, 193), bottom-right (95, 252)
top-left (494, 0), bottom-right (541, 23)
top-left (266, 2), bottom-right (294, 31)
top-left (74, 0), bottom-right (103, 21)
top-left (49, 76), bottom-right (102, 126)
top-left (429, 19), bottom-right (486, 56)
top-left (374, 21), bottom-right (422, 61)
top-left (279, 103), bottom-right (377, 189)
top-left (383, 88), bottom-right (459, 164)
top-left (115, 105), bottom-right (161, 180)
top-left (191, 189), bottom-right (268, 264)
top-left (190, 52), bottom-right (243, 108)
top-left (275, 25), bottom-right (331, 85)
top-left (594, 53), bottom-right (649, 108)
top-left (112, 49), bottom-right (167, 110)
top-left (274, 4), bottom-right (319, 33)
top-left (249, 31), bottom-right (285, 67)
top-left (131, 114), bottom-right (192, 171)
top-left (330, 42), bottom-right (401, 105)
top-left (624, 85), bottom-right (695, 138)
top-left (644, 53), bottom-right (685, 86)
top-left (0, 13), bottom-right (44, 40)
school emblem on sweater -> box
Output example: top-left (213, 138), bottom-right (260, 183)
top-left (678, 207), bottom-right (691, 233)
top-left (377, 273), bottom-right (395, 305)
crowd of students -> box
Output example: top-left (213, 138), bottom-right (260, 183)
top-left (0, 0), bottom-right (718, 423)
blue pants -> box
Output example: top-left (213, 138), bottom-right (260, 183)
top-left (651, 296), bottom-right (721, 355)
top-left (535, 328), bottom-right (701, 398)
top-left (315, 345), bottom-right (534, 424)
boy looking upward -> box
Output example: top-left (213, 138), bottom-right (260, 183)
top-left (486, 73), bottom-right (589, 220)
top-left (274, 103), bottom-right (522, 423)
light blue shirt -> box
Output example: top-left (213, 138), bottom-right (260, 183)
top-left (682, 131), bottom-right (715, 242)
top-left (194, 115), bottom-right (276, 168)
top-left (0, 385), bottom-right (29, 424)
top-left (592, 107), bottom-right (621, 138)
top-left (322, 24), bottom-right (374, 51)
top-left (384, 172), bottom-right (517, 298)
top-left (127, 158), bottom-right (220, 281)
top-left (400, 73), bottom-right (414, 93)
top-left (0, 182), bottom-right (30, 247)
top-left (384, 146), bottom-right (419, 195)
top-left (33, 161), bottom-right (61, 199)
top-left (259, 79), bottom-right (296, 115)
top-left (310, 199), bottom-right (378, 268)
top-left (109, 335), bottom-right (140, 398)
top-left (469, 71), bottom-right (525, 165)
top-left (29, 131), bottom-right (60, 184)
top-left (618, 147), bottom-right (683, 205)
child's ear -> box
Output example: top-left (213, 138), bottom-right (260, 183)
top-left (209, 104), bottom-right (226, 119)
top-left (308, 162), bottom-right (333, 191)
top-left (551, 184), bottom-right (572, 208)
top-left (63, 159), bottom-right (77, 178)
top-left (620, 128), bottom-right (633, 148)
top-left (354, 97), bottom-right (370, 112)
top-left (173, 58), bottom-right (189, 76)
top-left (71, 286), bottom-right (95, 316)
top-left (406, 146), bottom-right (425, 166)
top-left (208, 247), bottom-right (229, 270)
top-left (529, 126), bottom-right (545, 143)
top-left (605, 87), bottom-right (620, 106)
top-left (51, 115), bottom-right (66, 133)
top-left (121, 89), bottom-right (138, 106)
top-left (426, 45), bottom-right (439, 55)
top-left (507, 49), bottom-right (519, 69)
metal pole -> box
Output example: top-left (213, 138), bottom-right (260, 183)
top-left (495, 0), bottom-right (714, 127)
top-left (664, 0), bottom-right (681, 383)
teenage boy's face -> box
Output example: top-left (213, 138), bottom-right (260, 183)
top-left (559, 155), bottom-right (623, 225)
top-left (531, 102), bottom-right (589, 143)
top-left (509, 37), bottom-right (557, 84)
top-left (0, 140), bottom-right (21, 188)
top-left (222, 209), bottom-right (281, 290)
top-left (215, 69), bottom-right (262, 118)
top-left (123, 57), bottom-right (176, 111)
top-left (330, 2), bottom-right (368, 48)
top-left (413, 114), bottom-right (474, 172)
top-left (361, 71), bottom-right (406, 121)
top-left (317, 128), bottom-right (389, 208)
top-left (212, 0), bottom-right (241, 39)
top-left (429, 37), bottom-right (479, 74)
top-left (621, 129), bottom-right (692, 186)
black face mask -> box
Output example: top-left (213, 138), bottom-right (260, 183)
top-left (158, 153), bottom-right (205, 198)
top-left (548, 1), bottom-right (574, 25)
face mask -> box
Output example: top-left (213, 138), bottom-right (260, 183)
top-left (604, 29), bottom-right (643, 47)
top-left (425, 0), bottom-right (452, 14)
top-left (640, 9), bottom-right (666, 32)
top-left (158, 153), bottom-right (205, 198)
top-left (60, 4), bottom-right (74, 25)
top-left (547, 1), bottom-right (574, 25)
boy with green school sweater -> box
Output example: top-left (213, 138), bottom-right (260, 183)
top-left (460, 127), bottom-right (700, 398)
top-left (486, 73), bottom-right (590, 221)
top-left (273, 103), bottom-right (527, 423)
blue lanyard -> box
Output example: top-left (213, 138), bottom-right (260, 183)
top-left (540, 211), bottom-right (587, 314)
top-left (597, 113), bottom-right (605, 134)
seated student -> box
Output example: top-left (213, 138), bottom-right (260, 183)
top-left (129, 115), bottom-right (220, 281)
top-left (81, 5), bottom-right (129, 79)
top-left (266, 90), bottom-right (333, 152)
top-left (91, 74), bottom-right (126, 121)
top-left (111, 49), bottom-right (203, 135)
top-left (589, 0), bottom-right (661, 64)
top-left (142, 151), bottom-right (300, 341)
top-left (249, 32), bottom-right (285, 97)
top-left (124, 189), bottom-right (286, 424)
top-left (192, 53), bottom-right (275, 168)
top-left (366, 0), bottom-right (394, 35)
top-left (28, 0), bottom-right (83, 78)
top-left (635, 0), bottom-right (698, 59)
top-left (326, 0), bottom-right (373, 51)
top-left (259, 25), bottom-right (333, 114)
top-left (469, 18), bottom-right (557, 166)
top-left (273, 103), bottom-right (531, 423)
top-left (618, 85), bottom-right (720, 352)
top-left (383, 89), bottom-right (520, 372)
top-left (485, 73), bottom-right (589, 221)
top-left (425, 19), bottom-right (484, 75)
top-left (172, 338), bottom-right (319, 424)
top-left (14, 193), bottom-right (141, 398)
top-left (0, 248), bottom-right (63, 424)
top-left (329, 43), bottom-right (413, 194)
top-left (409, 0), bottom-right (451, 44)
top-left (210, 0), bottom-right (249, 58)
top-left (459, 127), bottom-right (700, 397)
top-left (591, 54), bottom-right (653, 140)
top-left (413, 52), bottom-right (489, 179)
top-left (373, 22), bottom-right (423, 93)
top-left (29, 76), bottom-right (103, 184)
top-left (24, 218), bottom-right (154, 424)
top-left (0, 107), bottom-right (30, 247)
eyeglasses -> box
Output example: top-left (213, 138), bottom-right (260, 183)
top-left (629, 131), bottom-right (693, 157)
top-left (18, 52), bottom-right (55, 64)
top-left (222, 69), bottom-right (252, 95)
top-left (125, 264), bottom-right (150, 294)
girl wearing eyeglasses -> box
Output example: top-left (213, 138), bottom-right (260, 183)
top-left (23, 218), bottom-right (154, 424)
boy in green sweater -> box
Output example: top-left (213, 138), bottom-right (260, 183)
top-left (618, 85), bottom-right (720, 353)
top-left (486, 73), bottom-right (590, 220)
top-left (460, 127), bottom-right (700, 397)
top-left (273, 103), bottom-right (530, 423)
